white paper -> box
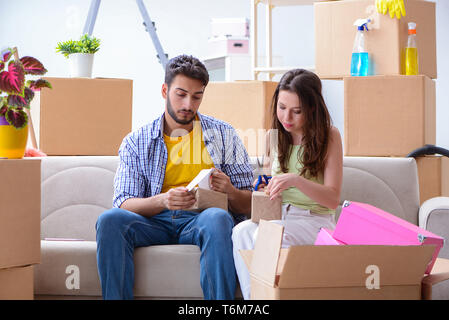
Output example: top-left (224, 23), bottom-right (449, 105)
top-left (186, 168), bottom-right (214, 191)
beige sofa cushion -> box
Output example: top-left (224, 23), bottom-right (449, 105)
top-left (341, 157), bottom-right (420, 224)
top-left (41, 156), bottom-right (118, 241)
top-left (35, 240), bottom-right (203, 299)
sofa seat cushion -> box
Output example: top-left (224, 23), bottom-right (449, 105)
top-left (34, 240), bottom-right (202, 299)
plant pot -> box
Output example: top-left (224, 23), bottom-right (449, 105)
top-left (0, 116), bottom-right (29, 159)
top-left (68, 53), bottom-right (94, 78)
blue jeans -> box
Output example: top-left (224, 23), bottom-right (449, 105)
top-left (95, 207), bottom-right (236, 300)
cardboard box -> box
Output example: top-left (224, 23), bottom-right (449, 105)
top-left (29, 77), bottom-right (133, 155)
top-left (200, 81), bottom-right (278, 156)
top-left (315, 0), bottom-right (436, 78)
top-left (251, 191), bottom-right (282, 223)
top-left (0, 159), bottom-right (41, 269)
top-left (344, 75), bottom-right (435, 156)
top-left (422, 258), bottom-right (449, 300)
top-left (240, 220), bottom-right (435, 300)
top-left (188, 187), bottom-right (228, 212)
top-left (415, 155), bottom-right (449, 204)
top-left (333, 201), bottom-right (444, 274)
top-left (0, 265), bottom-right (34, 300)
top-left (314, 228), bottom-right (346, 245)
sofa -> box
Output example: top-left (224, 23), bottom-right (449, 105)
top-left (33, 156), bottom-right (449, 299)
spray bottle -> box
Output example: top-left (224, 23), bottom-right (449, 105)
top-left (405, 22), bottom-right (418, 75)
top-left (351, 18), bottom-right (371, 77)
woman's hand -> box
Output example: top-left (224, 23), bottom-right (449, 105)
top-left (266, 173), bottom-right (298, 200)
top-left (253, 178), bottom-right (267, 191)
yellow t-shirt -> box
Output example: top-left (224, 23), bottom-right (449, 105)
top-left (162, 120), bottom-right (215, 193)
top-left (272, 145), bottom-right (335, 215)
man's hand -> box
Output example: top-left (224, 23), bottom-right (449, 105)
top-left (210, 168), bottom-right (235, 195)
top-left (266, 173), bottom-right (298, 200)
top-left (163, 187), bottom-right (196, 210)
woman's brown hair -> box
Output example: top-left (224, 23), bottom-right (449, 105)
top-left (271, 69), bottom-right (332, 178)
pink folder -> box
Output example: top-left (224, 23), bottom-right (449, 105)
top-left (334, 201), bottom-right (444, 274)
top-left (314, 228), bottom-right (346, 245)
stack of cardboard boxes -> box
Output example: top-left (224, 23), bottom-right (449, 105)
top-left (0, 159), bottom-right (41, 299)
top-left (0, 78), bottom-right (133, 299)
top-left (315, 0), bottom-right (448, 204)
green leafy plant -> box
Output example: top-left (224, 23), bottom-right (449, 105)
top-left (56, 34), bottom-right (101, 58)
top-left (0, 47), bottom-right (52, 129)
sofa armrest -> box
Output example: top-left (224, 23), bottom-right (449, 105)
top-left (419, 197), bottom-right (449, 259)
top-left (419, 197), bottom-right (449, 229)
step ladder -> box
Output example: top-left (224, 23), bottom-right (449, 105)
top-left (83, 0), bottom-right (169, 69)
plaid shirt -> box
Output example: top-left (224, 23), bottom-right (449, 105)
top-left (113, 112), bottom-right (254, 210)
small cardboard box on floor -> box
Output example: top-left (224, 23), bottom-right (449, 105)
top-left (0, 159), bottom-right (41, 300)
top-left (240, 220), bottom-right (438, 300)
top-left (199, 81), bottom-right (278, 157)
top-left (315, 0), bottom-right (436, 78)
top-left (344, 75), bottom-right (435, 157)
top-left (29, 77), bottom-right (133, 156)
top-left (415, 155), bottom-right (449, 205)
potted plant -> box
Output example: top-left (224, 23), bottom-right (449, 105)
top-left (0, 47), bottom-right (51, 158)
top-left (56, 34), bottom-right (100, 78)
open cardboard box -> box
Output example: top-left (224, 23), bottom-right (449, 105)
top-left (240, 220), bottom-right (449, 300)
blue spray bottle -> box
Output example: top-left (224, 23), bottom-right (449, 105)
top-left (350, 18), bottom-right (371, 76)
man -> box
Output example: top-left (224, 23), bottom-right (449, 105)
top-left (96, 54), bottom-right (253, 300)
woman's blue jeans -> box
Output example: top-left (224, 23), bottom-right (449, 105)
top-left (95, 207), bottom-right (236, 300)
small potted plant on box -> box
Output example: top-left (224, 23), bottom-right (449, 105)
top-left (56, 34), bottom-right (100, 78)
top-left (0, 47), bottom-right (52, 158)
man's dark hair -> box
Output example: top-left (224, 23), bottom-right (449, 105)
top-left (164, 55), bottom-right (209, 88)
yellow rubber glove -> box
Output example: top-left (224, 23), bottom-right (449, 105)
top-left (375, 0), bottom-right (406, 20)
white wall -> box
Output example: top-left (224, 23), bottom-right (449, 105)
top-left (1, 0), bottom-right (447, 148)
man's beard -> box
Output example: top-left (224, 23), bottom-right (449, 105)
top-left (166, 95), bottom-right (196, 125)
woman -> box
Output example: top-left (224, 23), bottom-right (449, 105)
top-left (232, 69), bottom-right (343, 300)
